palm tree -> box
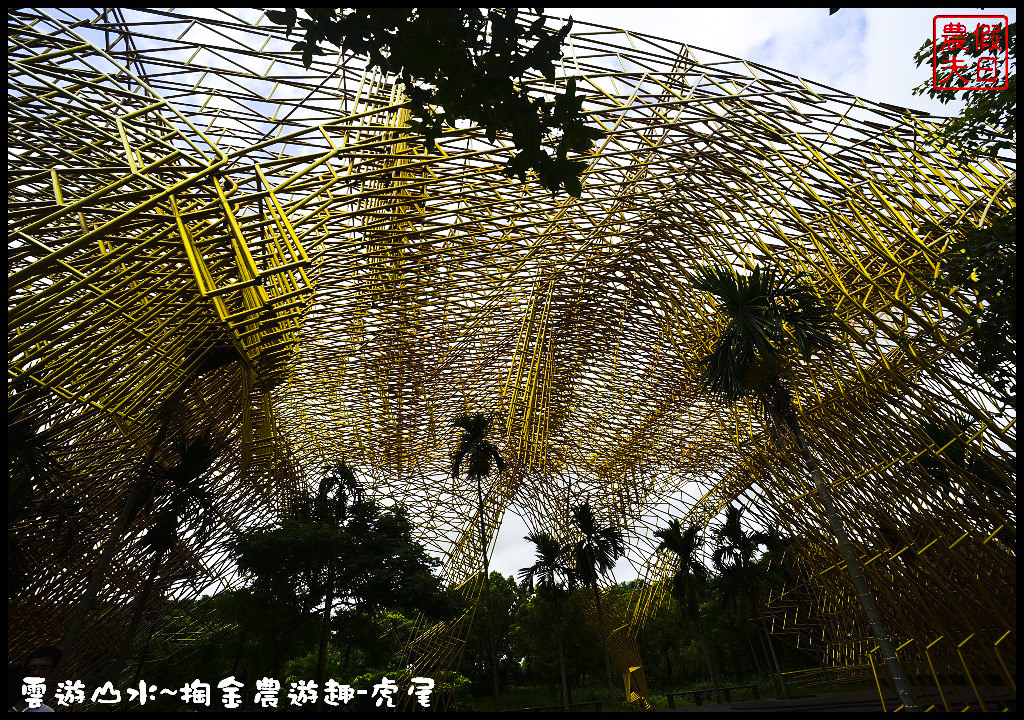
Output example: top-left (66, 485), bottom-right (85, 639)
top-left (654, 519), bottom-right (721, 694)
top-left (570, 500), bottom-right (625, 701)
top-left (113, 428), bottom-right (222, 685)
top-left (711, 504), bottom-right (787, 697)
top-left (8, 381), bottom-right (89, 600)
top-left (690, 264), bottom-right (917, 710)
top-left (451, 412), bottom-right (505, 709)
top-left (60, 341), bottom-right (241, 663)
top-left (519, 530), bottom-right (574, 710)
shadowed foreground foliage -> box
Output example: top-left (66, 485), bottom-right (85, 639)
top-left (264, 7), bottom-right (604, 197)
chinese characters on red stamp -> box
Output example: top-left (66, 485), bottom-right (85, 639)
top-left (932, 15), bottom-right (1010, 90)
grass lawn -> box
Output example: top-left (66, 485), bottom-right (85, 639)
top-left (456, 673), bottom-right (882, 711)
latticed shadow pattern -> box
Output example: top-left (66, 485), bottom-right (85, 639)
top-left (8, 8), bottom-right (1015, 711)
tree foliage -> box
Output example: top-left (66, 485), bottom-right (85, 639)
top-left (460, 572), bottom-right (528, 692)
top-left (519, 530), bottom-right (574, 595)
top-left (142, 575), bottom-right (825, 710)
top-left (235, 498), bottom-right (449, 618)
top-left (910, 418), bottom-right (1016, 552)
top-left (570, 502), bottom-right (625, 590)
top-left (654, 518), bottom-right (723, 690)
top-left (692, 262), bottom-right (918, 709)
top-left (930, 207), bottom-right (1016, 400)
top-left (518, 531), bottom-right (576, 708)
top-left (654, 520), bottom-right (708, 619)
top-left (912, 21), bottom-right (1016, 400)
top-left (263, 8), bottom-right (603, 197)
top-left (452, 412), bottom-right (506, 482)
top-left (690, 265), bottom-right (839, 433)
top-left (569, 500), bottom-right (625, 697)
top-left (912, 21), bottom-right (1016, 158)
top-left (230, 482), bottom-right (456, 675)
top-left (450, 412), bottom-right (506, 705)
top-left (710, 505), bottom-right (783, 622)
top-left (511, 585), bottom-right (603, 690)
top-left (136, 428), bottom-right (221, 562)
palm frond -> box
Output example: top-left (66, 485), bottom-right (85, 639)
top-left (655, 520), bottom-right (703, 572)
top-left (519, 530), bottom-right (571, 592)
top-left (318, 462), bottom-right (363, 521)
top-left (165, 429), bottom-right (222, 486)
top-left (773, 270), bottom-right (841, 359)
top-left (490, 444), bottom-right (506, 474)
top-left (466, 445), bottom-right (495, 478)
top-left (570, 501), bottom-right (625, 587)
top-left (452, 414), bottom-right (505, 481)
top-left (451, 446), bottom-right (466, 480)
top-left (453, 412), bottom-right (489, 440)
top-left (691, 263), bottom-right (840, 435)
top-left (571, 502), bottom-right (598, 536)
top-left (656, 519), bottom-right (710, 615)
top-left (141, 509), bottom-right (178, 559)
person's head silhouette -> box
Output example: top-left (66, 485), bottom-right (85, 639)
top-left (25, 647), bottom-right (62, 679)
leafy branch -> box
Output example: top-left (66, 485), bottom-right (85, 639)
top-left (264, 8), bottom-right (604, 197)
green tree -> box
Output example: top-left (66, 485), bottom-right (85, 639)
top-left (519, 530), bottom-right (575, 709)
top-left (228, 520), bottom-right (325, 677)
top-left (135, 590), bottom-right (318, 710)
top-left (654, 519), bottom-right (721, 692)
top-left (569, 500), bottom-right (625, 701)
top-left (913, 21), bottom-right (1016, 401)
top-left (221, 587), bottom-right (318, 684)
top-left (912, 21), bottom-right (1015, 158)
top-left (305, 463), bottom-right (363, 692)
top-left (451, 412), bottom-right (506, 708)
top-left (263, 8), bottom-right (604, 197)
top-left (690, 264), bottom-right (918, 710)
top-left (461, 571), bottom-right (527, 701)
top-left (280, 609), bottom-right (424, 687)
top-left (631, 587), bottom-right (688, 687)
top-left (231, 479), bottom-right (454, 684)
top-left (511, 585), bottom-right (603, 701)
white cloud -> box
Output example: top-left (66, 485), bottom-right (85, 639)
top-left (552, 7), bottom-right (1017, 117)
top-left (489, 509), bottom-right (534, 578)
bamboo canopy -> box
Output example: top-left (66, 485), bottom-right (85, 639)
top-left (8, 8), bottom-right (1015, 711)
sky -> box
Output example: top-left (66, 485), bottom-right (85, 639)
top-left (486, 6), bottom-right (1017, 582)
top-left (550, 8), bottom-right (1016, 116)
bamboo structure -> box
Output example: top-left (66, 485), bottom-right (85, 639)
top-left (8, 8), bottom-right (1015, 711)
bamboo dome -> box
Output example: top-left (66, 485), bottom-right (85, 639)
top-left (8, 8), bottom-right (1014, 710)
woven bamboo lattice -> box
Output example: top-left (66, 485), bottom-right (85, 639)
top-left (8, 8), bottom-right (1015, 712)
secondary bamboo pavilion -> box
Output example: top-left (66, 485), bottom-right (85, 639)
top-left (8, 8), bottom-right (1015, 711)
